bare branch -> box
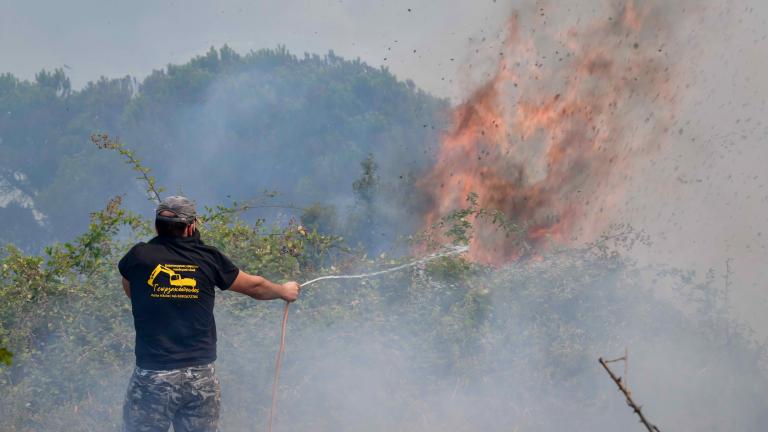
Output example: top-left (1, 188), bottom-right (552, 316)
top-left (599, 356), bottom-right (661, 432)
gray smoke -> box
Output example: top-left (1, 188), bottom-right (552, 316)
top-left (212, 244), bottom-right (768, 431)
top-left (3, 1), bottom-right (768, 431)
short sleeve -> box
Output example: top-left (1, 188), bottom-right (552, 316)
top-left (212, 249), bottom-right (239, 290)
top-left (118, 244), bottom-right (141, 280)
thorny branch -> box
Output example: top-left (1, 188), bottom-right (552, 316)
top-left (603, 347), bottom-right (629, 392)
top-left (599, 354), bottom-right (661, 432)
top-left (91, 133), bottom-right (164, 204)
top-left (202, 200), bottom-right (306, 222)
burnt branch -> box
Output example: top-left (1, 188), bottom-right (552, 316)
top-left (599, 356), bottom-right (661, 432)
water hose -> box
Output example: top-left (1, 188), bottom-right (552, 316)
top-left (267, 245), bottom-right (468, 431)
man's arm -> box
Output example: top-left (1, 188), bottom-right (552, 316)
top-left (228, 270), bottom-right (300, 302)
top-left (122, 278), bottom-right (131, 298)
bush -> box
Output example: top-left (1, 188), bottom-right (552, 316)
top-left (1, 142), bottom-right (766, 431)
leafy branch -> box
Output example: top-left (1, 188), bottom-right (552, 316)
top-left (91, 133), bottom-right (164, 203)
top-left (200, 191), bottom-right (306, 225)
top-left (418, 192), bottom-right (528, 250)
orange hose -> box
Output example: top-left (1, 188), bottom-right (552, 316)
top-left (268, 301), bottom-right (290, 432)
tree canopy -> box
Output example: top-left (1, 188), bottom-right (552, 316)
top-left (0, 46), bottom-right (446, 250)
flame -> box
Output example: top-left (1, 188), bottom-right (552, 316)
top-left (420, 1), bottom-right (678, 264)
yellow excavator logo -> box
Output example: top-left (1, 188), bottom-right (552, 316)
top-left (147, 264), bottom-right (198, 289)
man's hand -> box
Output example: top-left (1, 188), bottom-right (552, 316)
top-left (281, 281), bottom-right (300, 302)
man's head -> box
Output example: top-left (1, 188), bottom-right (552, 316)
top-left (155, 196), bottom-right (197, 237)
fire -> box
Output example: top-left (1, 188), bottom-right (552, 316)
top-left (420, 1), bottom-right (678, 264)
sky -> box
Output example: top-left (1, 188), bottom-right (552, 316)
top-left (2, 0), bottom-right (768, 334)
top-left (0, 0), bottom-right (515, 101)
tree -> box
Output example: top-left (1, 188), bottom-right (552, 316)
top-left (0, 46), bottom-right (446, 251)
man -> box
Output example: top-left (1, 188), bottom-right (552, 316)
top-left (118, 196), bottom-right (300, 432)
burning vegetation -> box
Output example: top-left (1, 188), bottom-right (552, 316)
top-left (4, 1), bottom-right (768, 431)
top-left (420, 1), bottom-right (679, 263)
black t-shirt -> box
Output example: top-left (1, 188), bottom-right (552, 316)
top-left (118, 231), bottom-right (239, 370)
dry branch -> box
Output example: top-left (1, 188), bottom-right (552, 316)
top-left (599, 356), bottom-right (661, 432)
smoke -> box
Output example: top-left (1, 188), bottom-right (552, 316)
top-left (206, 4), bottom-right (768, 431)
top-left (5, 240), bottom-right (767, 431)
top-left (4, 1), bottom-right (768, 431)
top-left (114, 50), bottom-right (445, 253)
top-left (211, 246), bottom-right (768, 431)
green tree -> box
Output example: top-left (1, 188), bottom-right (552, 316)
top-left (0, 46), bottom-right (447, 251)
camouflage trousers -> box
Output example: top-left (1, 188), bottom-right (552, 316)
top-left (123, 362), bottom-right (221, 432)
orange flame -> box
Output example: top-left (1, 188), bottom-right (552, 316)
top-left (420, 1), bottom-right (678, 264)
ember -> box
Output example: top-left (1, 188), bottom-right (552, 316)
top-left (420, 1), bottom-right (679, 264)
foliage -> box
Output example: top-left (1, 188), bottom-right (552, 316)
top-left (0, 146), bottom-right (348, 429)
top-left (1, 143), bottom-right (767, 430)
top-left (418, 191), bottom-right (528, 250)
top-left (0, 46), bottom-right (446, 250)
top-left (352, 153), bottom-right (379, 205)
top-left (300, 203), bottom-right (338, 235)
top-left (0, 197), bottom-right (141, 428)
top-left (0, 346), bottom-right (11, 366)
top-left (1, 184), bottom-right (767, 429)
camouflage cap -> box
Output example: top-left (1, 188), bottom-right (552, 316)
top-left (155, 196), bottom-right (197, 224)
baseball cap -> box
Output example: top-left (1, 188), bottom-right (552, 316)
top-left (155, 196), bottom-right (197, 224)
